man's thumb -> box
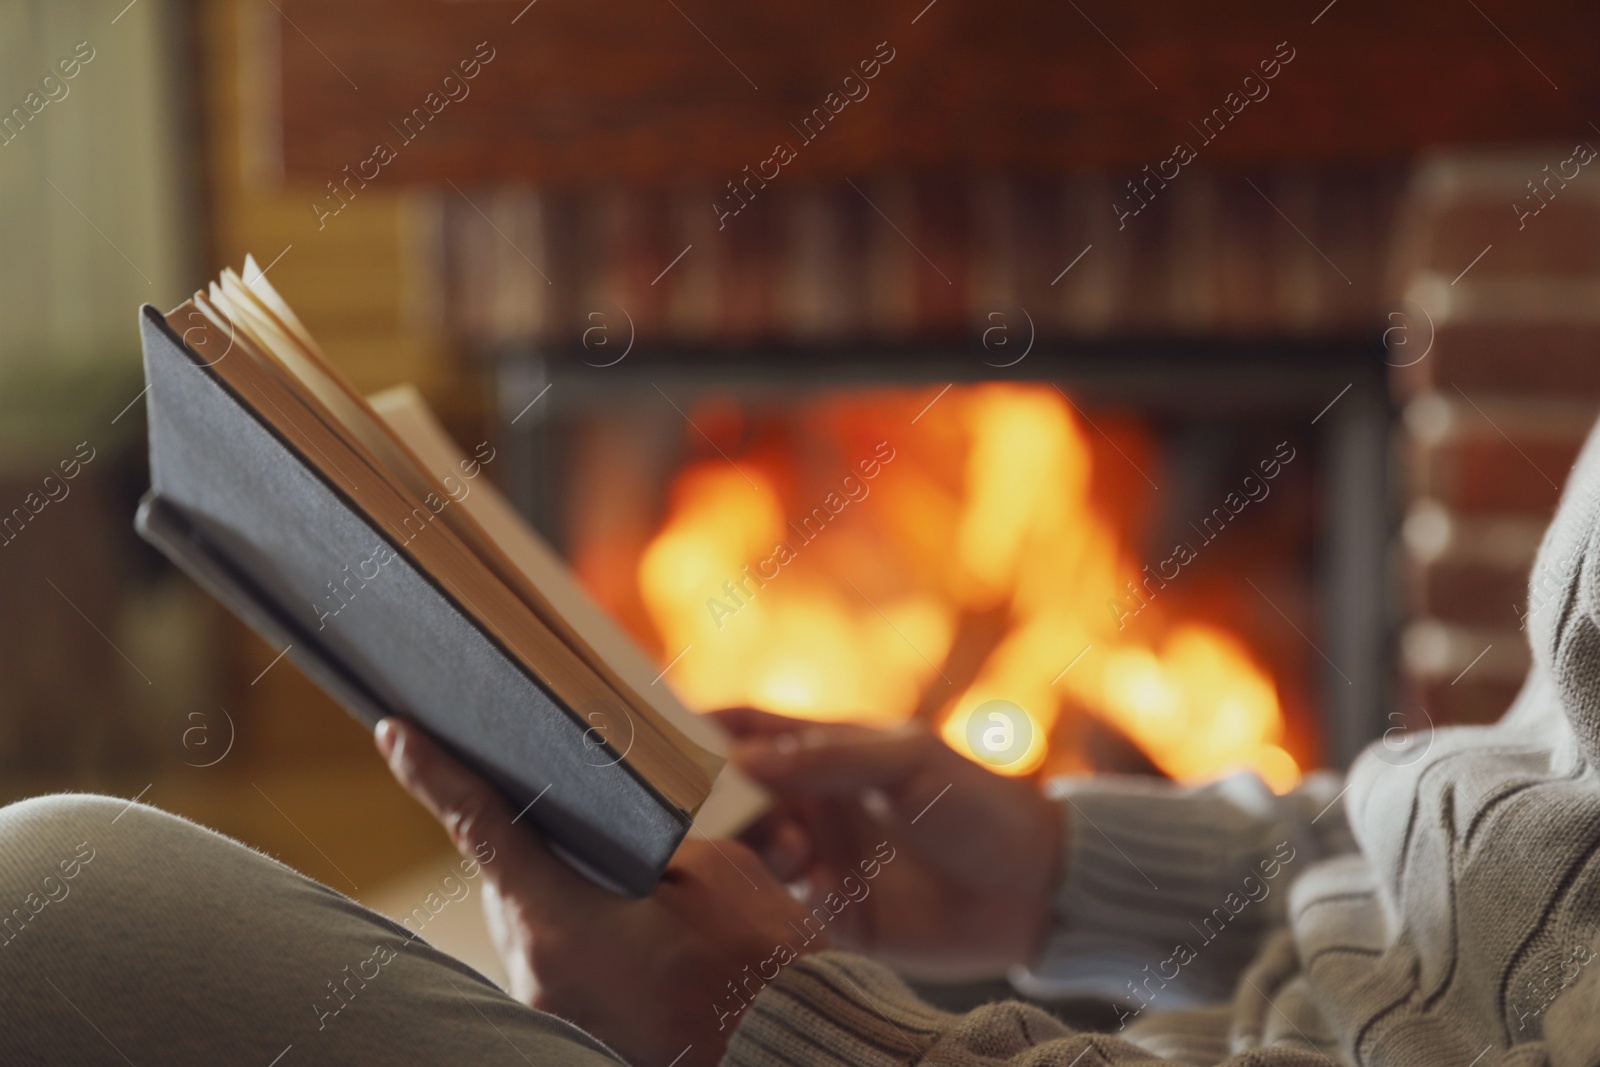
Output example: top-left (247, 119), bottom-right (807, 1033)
top-left (376, 718), bottom-right (602, 917)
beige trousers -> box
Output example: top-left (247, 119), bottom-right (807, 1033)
top-left (0, 794), bottom-right (626, 1066)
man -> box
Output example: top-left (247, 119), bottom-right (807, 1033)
top-left (375, 395), bottom-right (1600, 1067)
top-left (6, 428), bottom-right (1600, 1065)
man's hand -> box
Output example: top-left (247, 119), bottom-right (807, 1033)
top-left (375, 717), bottom-right (827, 1067)
top-left (715, 708), bottom-right (1064, 981)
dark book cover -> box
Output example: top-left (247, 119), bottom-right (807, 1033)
top-left (135, 305), bottom-right (688, 896)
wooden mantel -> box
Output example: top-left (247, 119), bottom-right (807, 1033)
top-left (259, 0), bottom-right (1600, 187)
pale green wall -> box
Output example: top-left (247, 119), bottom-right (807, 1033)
top-left (0, 0), bottom-right (196, 451)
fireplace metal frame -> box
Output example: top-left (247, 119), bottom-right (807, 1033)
top-left (487, 337), bottom-right (1393, 770)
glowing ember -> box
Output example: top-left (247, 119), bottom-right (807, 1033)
top-left (623, 383), bottom-right (1301, 792)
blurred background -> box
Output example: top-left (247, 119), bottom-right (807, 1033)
top-left (3, 0), bottom-right (1598, 979)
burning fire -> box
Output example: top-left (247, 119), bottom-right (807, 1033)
top-left (626, 384), bottom-right (1301, 792)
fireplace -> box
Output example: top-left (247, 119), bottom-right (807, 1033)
top-left (431, 173), bottom-right (1400, 783)
top-left (228, 0), bottom-right (1600, 794)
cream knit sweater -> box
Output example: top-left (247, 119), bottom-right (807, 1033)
top-left (723, 429), bottom-right (1600, 1067)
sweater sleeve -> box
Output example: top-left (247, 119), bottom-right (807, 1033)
top-left (1013, 770), bottom-right (1357, 1009)
top-left (722, 951), bottom-right (1334, 1067)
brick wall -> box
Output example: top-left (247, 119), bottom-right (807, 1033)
top-left (437, 172), bottom-right (1404, 347)
top-left (1393, 148), bottom-right (1600, 725)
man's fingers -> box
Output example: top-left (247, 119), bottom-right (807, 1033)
top-left (375, 718), bottom-right (603, 918)
top-left (730, 723), bottom-right (946, 793)
top-left (715, 708), bottom-right (946, 794)
top-left (707, 706), bottom-right (816, 739)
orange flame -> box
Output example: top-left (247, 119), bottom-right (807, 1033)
top-left (630, 384), bottom-right (1301, 792)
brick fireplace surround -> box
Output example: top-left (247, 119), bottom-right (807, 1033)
top-left (1395, 148), bottom-right (1600, 729)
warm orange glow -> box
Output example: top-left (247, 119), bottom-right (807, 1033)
top-left (630, 384), bottom-right (1302, 792)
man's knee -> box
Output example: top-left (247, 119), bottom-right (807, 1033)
top-left (0, 794), bottom-right (623, 1065)
top-left (0, 792), bottom-right (186, 854)
top-left (0, 795), bottom-right (112, 946)
top-left (0, 793), bottom-right (256, 951)
top-left (0, 791), bottom-right (137, 841)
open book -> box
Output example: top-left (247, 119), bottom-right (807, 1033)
top-left (135, 257), bottom-right (765, 895)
